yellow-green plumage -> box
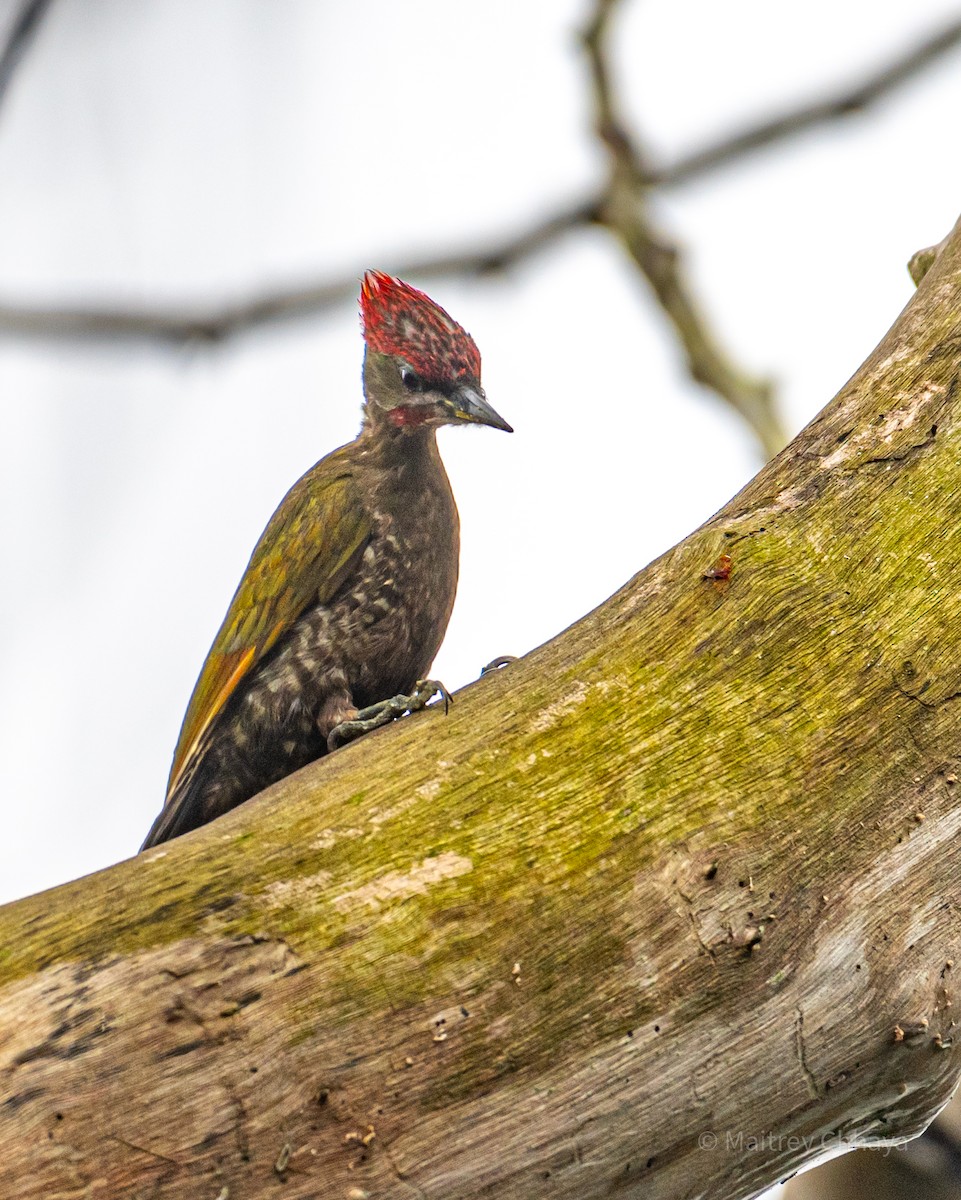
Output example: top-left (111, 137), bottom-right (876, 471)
top-left (168, 461), bottom-right (370, 795)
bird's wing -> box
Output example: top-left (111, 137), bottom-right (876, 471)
top-left (166, 460), bottom-right (371, 800)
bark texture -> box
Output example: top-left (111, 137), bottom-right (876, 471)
top-left (4, 220), bottom-right (961, 1199)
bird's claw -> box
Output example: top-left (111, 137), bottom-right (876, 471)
top-left (411, 678), bottom-right (453, 715)
top-left (327, 679), bottom-right (451, 751)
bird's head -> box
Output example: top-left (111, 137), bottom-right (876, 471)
top-left (360, 270), bottom-right (512, 435)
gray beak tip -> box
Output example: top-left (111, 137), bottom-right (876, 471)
top-left (454, 385), bottom-right (513, 433)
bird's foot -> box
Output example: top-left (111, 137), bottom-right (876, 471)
top-left (327, 679), bottom-right (452, 751)
top-left (480, 655), bottom-right (517, 676)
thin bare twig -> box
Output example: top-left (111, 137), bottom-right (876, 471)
top-left (582, 0), bottom-right (786, 459)
top-left (0, 0), bottom-right (53, 114)
top-left (0, 198), bottom-right (597, 343)
top-left (656, 17), bottom-right (961, 187)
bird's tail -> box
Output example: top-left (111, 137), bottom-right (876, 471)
top-left (139, 743), bottom-right (213, 851)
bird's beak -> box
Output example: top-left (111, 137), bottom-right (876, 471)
top-left (448, 385), bottom-right (513, 433)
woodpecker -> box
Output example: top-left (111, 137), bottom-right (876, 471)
top-left (141, 271), bottom-right (511, 848)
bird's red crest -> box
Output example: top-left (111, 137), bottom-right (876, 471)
top-left (360, 270), bottom-right (481, 383)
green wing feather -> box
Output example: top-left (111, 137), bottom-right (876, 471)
top-left (166, 454), bottom-right (370, 798)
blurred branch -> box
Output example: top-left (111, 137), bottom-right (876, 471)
top-left (582, 0), bottom-right (786, 458)
top-left (655, 16), bottom-right (961, 187)
top-left (1, 7), bottom-right (960, 455)
top-left (0, 0), bottom-right (53, 113)
top-left (0, 198), bottom-right (597, 342)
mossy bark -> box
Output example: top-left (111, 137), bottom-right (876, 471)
top-left (4, 222), bottom-right (961, 1200)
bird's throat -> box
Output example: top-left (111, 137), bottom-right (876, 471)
top-left (388, 405), bottom-right (432, 430)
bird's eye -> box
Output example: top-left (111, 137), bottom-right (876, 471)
top-left (401, 367), bottom-right (424, 392)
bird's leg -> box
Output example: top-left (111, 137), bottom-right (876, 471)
top-left (327, 679), bottom-right (452, 751)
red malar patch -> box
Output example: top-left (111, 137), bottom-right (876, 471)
top-left (388, 405), bottom-right (432, 429)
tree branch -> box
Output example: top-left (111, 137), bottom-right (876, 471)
top-left (582, 0), bottom-right (787, 458)
top-left (2, 8), bottom-right (960, 460)
top-left (4, 212), bottom-right (961, 1199)
top-left (0, 198), bottom-right (598, 343)
top-left (0, 0), bottom-right (53, 115)
top-left (655, 16), bottom-right (961, 187)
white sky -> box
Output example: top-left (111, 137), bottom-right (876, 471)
top-left (1, 0), bottom-right (960, 910)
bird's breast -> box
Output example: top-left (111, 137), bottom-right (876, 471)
top-left (331, 473), bottom-right (460, 706)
